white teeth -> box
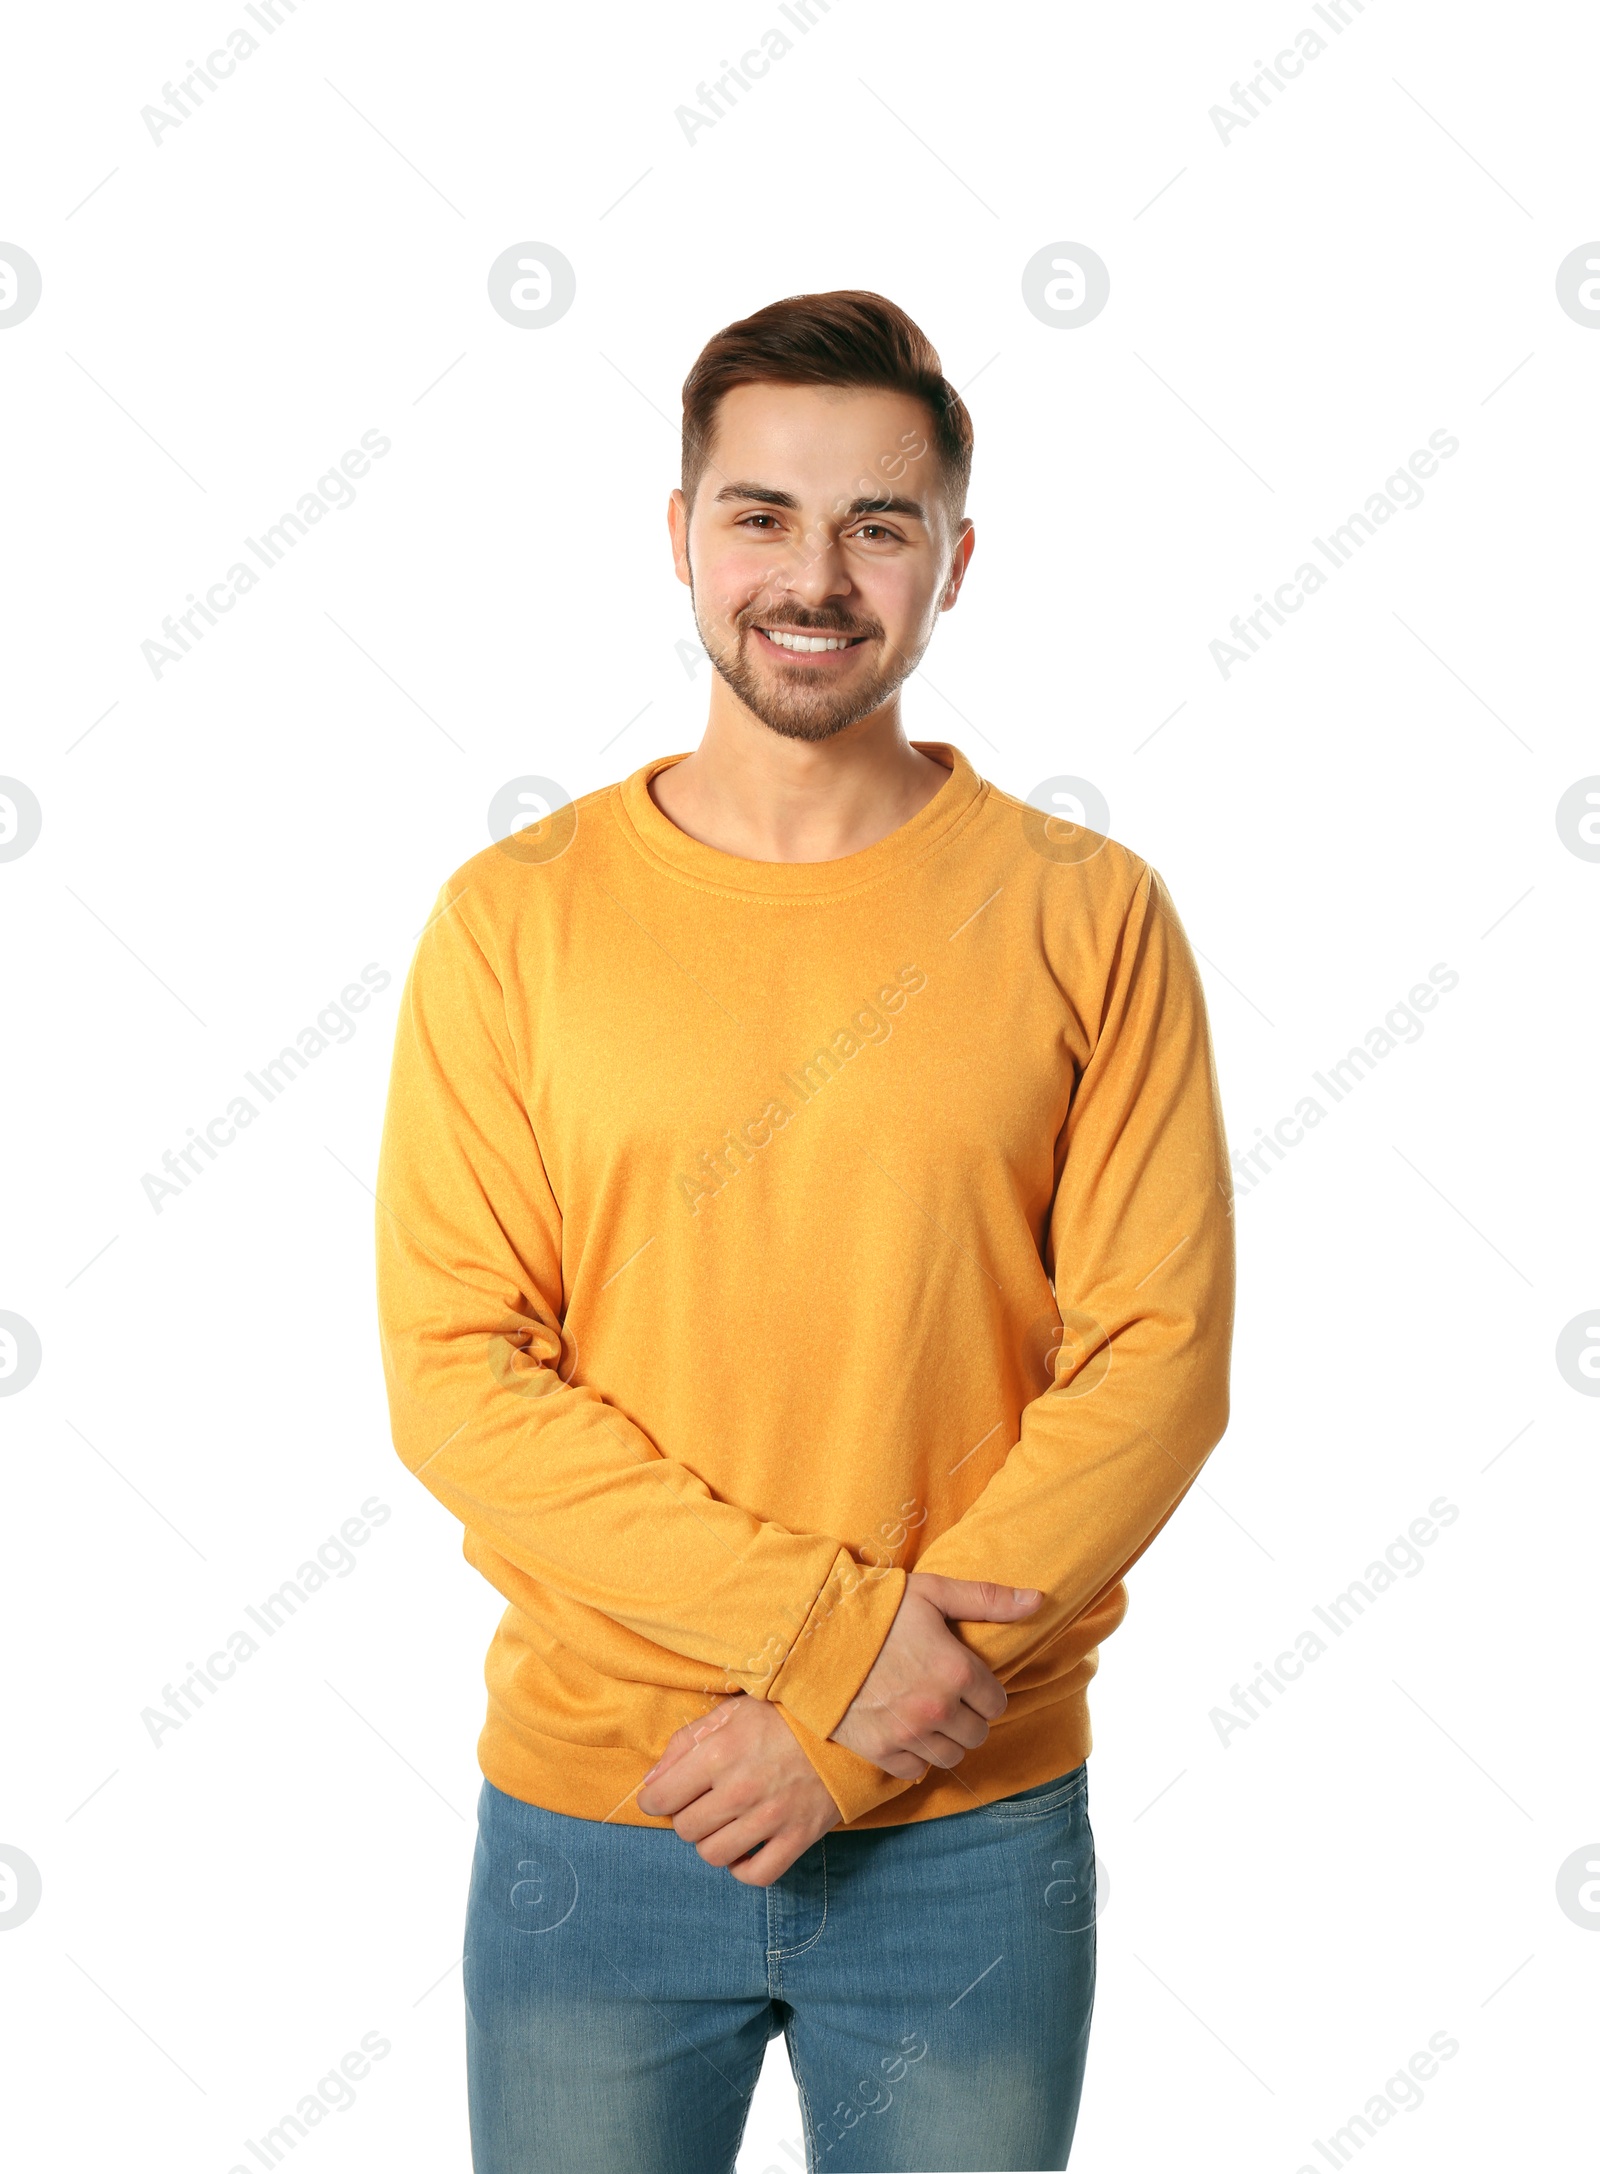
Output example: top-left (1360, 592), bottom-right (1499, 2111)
top-left (762, 628), bottom-right (855, 652)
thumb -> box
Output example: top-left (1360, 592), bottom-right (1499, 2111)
top-left (918, 1574), bottom-right (1045, 1623)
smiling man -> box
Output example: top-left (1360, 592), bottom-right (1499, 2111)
top-left (375, 291), bottom-right (1235, 2172)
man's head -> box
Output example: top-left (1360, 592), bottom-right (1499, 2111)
top-left (669, 291), bottom-right (975, 744)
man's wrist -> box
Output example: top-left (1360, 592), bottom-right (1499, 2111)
top-left (774, 1706), bottom-right (922, 1826)
top-left (765, 1549), bottom-right (907, 1742)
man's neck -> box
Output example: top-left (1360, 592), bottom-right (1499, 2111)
top-left (648, 702), bottom-right (950, 865)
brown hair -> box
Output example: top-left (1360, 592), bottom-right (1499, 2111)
top-left (680, 289), bottom-right (973, 526)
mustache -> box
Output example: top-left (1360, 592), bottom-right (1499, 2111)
top-left (739, 606), bottom-right (880, 641)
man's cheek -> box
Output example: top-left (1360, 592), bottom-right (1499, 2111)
top-left (708, 546), bottom-right (781, 603)
top-left (874, 560), bottom-right (924, 612)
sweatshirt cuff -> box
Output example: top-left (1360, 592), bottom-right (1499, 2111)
top-left (776, 1706), bottom-right (924, 1825)
top-left (765, 1549), bottom-right (907, 1742)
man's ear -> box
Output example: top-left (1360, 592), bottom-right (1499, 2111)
top-left (941, 519), bottom-right (976, 611)
top-left (668, 487), bottom-right (693, 588)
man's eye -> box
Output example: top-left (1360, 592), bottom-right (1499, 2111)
top-left (854, 524), bottom-right (896, 541)
top-left (740, 514), bottom-right (779, 529)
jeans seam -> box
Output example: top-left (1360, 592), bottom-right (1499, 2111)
top-left (786, 2000), bottom-right (826, 2174)
top-left (767, 1837), bottom-right (829, 1961)
top-left (787, 2010), bottom-right (820, 2174)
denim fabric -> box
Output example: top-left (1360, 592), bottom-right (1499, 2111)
top-left (464, 1763), bottom-right (1097, 2172)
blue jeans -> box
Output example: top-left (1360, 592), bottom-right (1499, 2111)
top-left (464, 1762), bottom-right (1097, 2172)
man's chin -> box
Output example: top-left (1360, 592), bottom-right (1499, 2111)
top-left (742, 700), bottom-right (863, 745)
top-left (711, 654), bottom-right (904, 743)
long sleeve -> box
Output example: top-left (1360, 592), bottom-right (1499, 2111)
top-left (830, 861), bottom-right (1235, 1816)
top-left (373, 756), bottom-right (1236, 1836)
top-left (373, 882), bottom-right (907, 1751)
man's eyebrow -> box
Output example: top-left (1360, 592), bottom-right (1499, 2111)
top-left (711, 481), bottom-right (800, 508)
top-left (843, 493), bottom-right (926, 521)
top-left (710, 481), bottom-right (928, 522)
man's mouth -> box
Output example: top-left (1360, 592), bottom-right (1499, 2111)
top-left (751, 624), bottom-right (871, 656)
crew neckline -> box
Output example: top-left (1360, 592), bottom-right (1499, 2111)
top-left (614, 741), bottom-right (988, 900)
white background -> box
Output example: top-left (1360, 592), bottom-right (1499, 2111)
top-left (2, 1), bottom-right (1596, 2168)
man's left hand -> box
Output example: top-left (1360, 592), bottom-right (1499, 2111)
top-left (635, 1695), bottom-right (840, 1886)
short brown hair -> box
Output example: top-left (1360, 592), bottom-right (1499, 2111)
top-left (680, 289), bottom-right (973, 527)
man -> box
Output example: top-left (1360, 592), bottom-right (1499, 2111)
top-left (375, 290), bottom-right (1234, 2172)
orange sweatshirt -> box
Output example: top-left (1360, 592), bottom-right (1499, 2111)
top-left (374, 742), bottom-right (1234, 1828)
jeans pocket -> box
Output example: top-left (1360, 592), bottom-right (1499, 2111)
top-left (980, 1761), bottom-right (1088, 1821)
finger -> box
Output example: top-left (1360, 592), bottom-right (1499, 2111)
top-left (892, 1702), bottom-right (988, 1758)
top-left (671, 1789), bottom-right (749, 1846)
top-left (869, 1713), bottom-right (969, 1765)
top-left (727, 1829), bottom-right (811, 1886)
top-left (636, 1745), bottom-right (717, 1818)
top-left (895, 1728), bottom-right (971, 1770)
top-left (939, 1702), bottom-right (991, 1753)
top-left (936, 1576), bottom-right (1044, 1623)
top-left (876, 1749), bottom-right (934, 1780)
top-left (637, 1700), bottom-right (738, 1803)
top-left (635, 1732), bottom-right (693, 1809)
top-left (694, 1814), bottom-right (776, 1869)
top-left (878, 1691), bottom-right (986, 1762)
top-left (955, 1664), bottom-right (1009, 1723)
top-left (680, 1701), bottom-right (740, 1756)
top-left (642, 1725), bottom-right (695, 1779)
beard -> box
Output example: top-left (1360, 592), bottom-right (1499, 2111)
top-left (694, 592), bottom-right (922, 744)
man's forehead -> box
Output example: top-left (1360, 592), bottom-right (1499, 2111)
top-left (708, 382), bottom-right (929, 460)
top-left (690, 379), bottom-right (954, 528)
top-left (714, 378), bottom-right (925, 424)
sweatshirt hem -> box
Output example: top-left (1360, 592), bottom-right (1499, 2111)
top-left (476, 1690), bottom-right (1094, 1832)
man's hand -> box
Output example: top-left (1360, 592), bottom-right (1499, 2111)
top-left (635, 1695), bottom-right (840, 1887)
top-left (829, 1571), bottom-right (1044, 1779)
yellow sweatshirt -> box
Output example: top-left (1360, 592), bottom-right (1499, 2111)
top-left (374, 742), bottom-right (1234, 1828)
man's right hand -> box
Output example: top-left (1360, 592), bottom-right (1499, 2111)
top-left (828, 1571), bottom-right (1044, 1779)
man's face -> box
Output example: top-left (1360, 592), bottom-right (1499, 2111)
top-left (669, 381), bottom-right (972, 743)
